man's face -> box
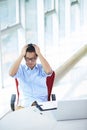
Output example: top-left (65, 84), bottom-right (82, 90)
top-left (25, 52), bottom-right (37, 69)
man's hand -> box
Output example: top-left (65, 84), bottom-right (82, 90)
top-left (21, 44), bottom-right (28, 57)
top-left (33, 44), bottom-right (52, 74)
top-left (33, 44), bottom-right (41, 56)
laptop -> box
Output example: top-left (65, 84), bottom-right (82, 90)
top-left (52, 99), bottom-right (87, 121)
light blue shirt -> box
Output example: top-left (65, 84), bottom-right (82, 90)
top-left (13, 64), bottom-right (51, 107)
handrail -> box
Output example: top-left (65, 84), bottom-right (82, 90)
top-left (54, 44), bottom-right (87, 86)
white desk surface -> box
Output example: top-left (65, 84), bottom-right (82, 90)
top-left (0, 107), bottom-right (87, 130)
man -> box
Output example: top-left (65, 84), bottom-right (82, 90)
top-left (9, 44), bottom-right (53, 109)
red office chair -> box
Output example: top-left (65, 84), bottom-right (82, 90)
top-left (10, 71), bottom-right (56, 111)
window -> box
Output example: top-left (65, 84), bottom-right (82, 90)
top-left (44, 0), bottom-right (56, 48)
top-left (0, 0), bottom-right (20, 30)
top-left (0, 32), bottom-right (19, 88)
top-left (25, 0), bottom-right (38, 43)
top-left (58, 0), bottom-right (65, 38)
top-left (70, 0), bottom-right (80, 32)
top-left (0, 0), bottom-right (22, 88)
top-left (44, 0), bottom-right (55, 12)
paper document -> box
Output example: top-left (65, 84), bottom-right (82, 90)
top-left (36, 101), bottom-right (57, 111)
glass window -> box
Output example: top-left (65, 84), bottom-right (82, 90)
top-left (44, 15), bottom-right (53, 46)
top-left (58, 0), bottom-right (65, 39)
top-left (0, 0), bottom-right (22, 88)
top-left (25, 0), bottom-right (38, 43)
top-left (1, 31), bottom-right (19, 88)
top-left (79, 0), bottom-right (87, 26)
top-left (44, 0), bottom-right (55, 12)
top-left (0, 0), bottom-right (19, 30)
top-left (70, 0), bottom-right (80, 32)
top-left (44, 0), bottom-right (56, 47)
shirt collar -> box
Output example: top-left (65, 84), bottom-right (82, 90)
top-left (25, 64), bottom-right (38, 71)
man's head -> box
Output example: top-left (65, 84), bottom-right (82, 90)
top-left (26, 44), bottom-right (37, 56)
top-left (25, 44), bottom-right (38, 69)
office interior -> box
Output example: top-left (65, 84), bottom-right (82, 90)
top-left (0, 0), bottom-right (87, 123)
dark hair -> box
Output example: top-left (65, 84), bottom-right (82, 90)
top-left (26, 43), bottom-right (37, 56)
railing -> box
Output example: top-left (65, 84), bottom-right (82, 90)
top-left (54, 44), bottom-right (87, 86)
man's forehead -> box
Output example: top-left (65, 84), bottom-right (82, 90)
top-left (26, 52), bottom-right (36, 57)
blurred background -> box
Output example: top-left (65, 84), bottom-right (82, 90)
top-left (0, 0), bottom-right (87, 116)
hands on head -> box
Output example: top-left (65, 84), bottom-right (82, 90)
top-left (21, 44), bottom-right (28, 57)
top-left (21, 44), bottom-right (40, 57)
top-left (33, 44), bottom-right (40, 56)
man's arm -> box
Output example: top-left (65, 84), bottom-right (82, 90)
top-left (34, 45), bottom-right (52, 74)
top-left (9, 45), bottom-right (28, 76)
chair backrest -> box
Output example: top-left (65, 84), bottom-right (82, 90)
top-left (15, 71), bottom-right (55, 103)
top-left (15, 78), bottom-right (19, 104)
top-left (46, 71), bottom-right (55, 100)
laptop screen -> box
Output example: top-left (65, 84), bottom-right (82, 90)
top-left (52, 99), bottom-right (87, 121)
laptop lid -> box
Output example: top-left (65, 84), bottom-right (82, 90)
top-left (53, 99), bottom-right (87, 121)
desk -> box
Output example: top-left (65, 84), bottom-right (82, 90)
top-left (40, 109), bottom-right (87, 130)
top-left (0, 107), bottom-right (87, 130)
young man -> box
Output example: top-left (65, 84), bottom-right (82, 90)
top-left (9, 44), bottom-right (53, 109)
